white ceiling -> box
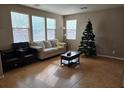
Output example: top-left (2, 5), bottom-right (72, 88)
top-left (23, 4), bottom-right (124, 15)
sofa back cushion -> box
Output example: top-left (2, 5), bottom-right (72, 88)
top-left (31, 41), bottom-right (45, 48)
top-left (30, 42), bottom-right (37, 46)
top-left (50, 40), bottom-right (56, 47)
top-left (43, 41), bottom-right (52, 48)
top-left (38, 41), bottom-right (45, 48)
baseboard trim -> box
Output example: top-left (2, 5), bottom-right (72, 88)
top-left (0, 75), bottom-right (4, 79)
top-left (98, 54), bottom-right (124, 61)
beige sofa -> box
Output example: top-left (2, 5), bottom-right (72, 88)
top-left (30, 40), bottom-right (66, 60)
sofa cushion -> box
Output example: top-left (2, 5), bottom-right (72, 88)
top-left (38, 41), bottom-right (45, 48)
top-left (43, 48), bottom-right (57, 52)
top-left (30, 42), bottom-right (37, 46)
top-left (30, 46), bottom-right (43, 51)
top-left (43, 41), bottom-right (52, 48)
top-left (50, 40), bottom-right (56, 47)
top-left (43, 48), bottom-right (58, 55)
top-left (31, 41), bottom-right (45, 48)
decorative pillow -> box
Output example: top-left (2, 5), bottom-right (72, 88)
top-left (30, 42), bottom-right (37, 46)
top-left (32, 41), bottom-right (45, 48)
top-left (43, 41), bottom-right (52, 48)
top-left (38, 41), bottom-right (45, 48)
top-left (50, 40), bottom-right (56, 47)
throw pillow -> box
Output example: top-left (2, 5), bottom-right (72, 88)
top-left (50, 40), bottom-right (56, 47)
top-left (39, 41), bottom-right (45, 48)
top-left (32, 41), bottom-right (45, 49)
top-left (30, 42), bottom-right (37, 46)
top-left (43, 41), bottom-right (52, 48)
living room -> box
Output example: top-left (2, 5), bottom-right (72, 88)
top-left (0, 4), bottom-right (124, 88)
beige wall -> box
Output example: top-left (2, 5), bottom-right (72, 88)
top-left (0, 4), bottom-right (63, 49)
top-left (64, 7), bottom-right (124, 58)
top-left (0, 5), bottom-right (124, 58)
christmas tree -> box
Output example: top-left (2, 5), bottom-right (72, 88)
top-left (78, 19), bottom-right (96, 57)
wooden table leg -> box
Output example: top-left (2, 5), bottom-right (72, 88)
top-left (78, 55), bottom-right (80, 64)
top-left (60, 57), bottom-right (62, 65)
top-left (68, 60), bottom-right (70, 67)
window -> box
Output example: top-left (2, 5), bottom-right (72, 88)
top-left (11, 12), bottom-right (30, 43)
top-left (66, 20), bottom-right (77, 40)
top-left (47, 18), bottom-right (56, 40)
top-left (32, 16), bottom-right (45, 41)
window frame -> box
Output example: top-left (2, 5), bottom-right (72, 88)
top-left (10, 11), bottom-right (30, 43)
top-left (66, 19), bottom-right (77, 40)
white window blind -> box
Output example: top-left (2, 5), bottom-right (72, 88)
top-left (66, 20), bottom-right (77, 40)
top-left (11, 12), bottom-right (29, 43)
top-left (47, 18), bottom-right (56, 40)
top-left (32, 16), bottom-right (45, 41)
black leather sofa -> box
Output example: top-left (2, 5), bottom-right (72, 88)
top-left (12, 42), bottom-right (37, 64)
top-left (1, 42), bottom-right (38, 72)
